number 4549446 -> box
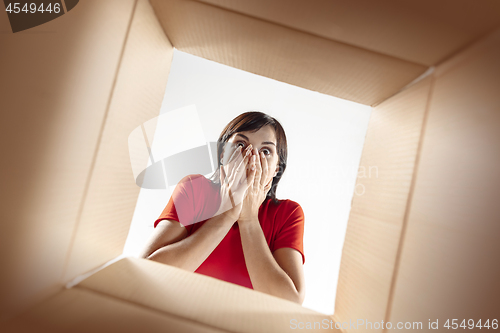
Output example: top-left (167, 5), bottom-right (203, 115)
top-left (5, 3), bottom-right (62, 14)
top-left (444, 319), bottom-right (498, 329)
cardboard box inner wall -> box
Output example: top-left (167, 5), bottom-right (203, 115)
top-left (1, 0), bottom-right (499, 331)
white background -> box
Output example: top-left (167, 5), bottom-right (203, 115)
top-left (123, 50), bottom-right (372, 314)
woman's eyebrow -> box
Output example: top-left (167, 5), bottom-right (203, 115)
top-left (235, 133), bottom-right (249, 141)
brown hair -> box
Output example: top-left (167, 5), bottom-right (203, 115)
top-left (211, 111), bottom-right (287, 204)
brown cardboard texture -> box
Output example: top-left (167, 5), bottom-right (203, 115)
top-left (1, 0), bottom-right (499, 332)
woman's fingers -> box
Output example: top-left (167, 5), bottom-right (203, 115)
top-left (259, 151), bottom-right (269, 187)
top-left (235, 148), bottom-right (251, 185)
top-left (233, 154), bottom-right (248, 187)
top-left (246, 154), bottom-right (257, 187)
top-left (223, 143), bottom-right (240, 167)
top-left (252, 148), bottom-right (262, 191)
top-left (231, 145), bottom-right (251, 182)
top-left (221, 145), bottom-right (239, 183)
top-left (220, 165), bottom-right (227, 185)
top-left (229, 145), bottom-right (253, 184)
top-left (226, 147), bottom-right (243, 183)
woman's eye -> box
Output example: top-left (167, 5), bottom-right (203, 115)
top-left (236, 142), bottom-right (246, 148)
top-left (261, 148), bottom-right (271, 156)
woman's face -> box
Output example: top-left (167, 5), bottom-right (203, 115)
top-left (222, 125), bottom-right (279, 187)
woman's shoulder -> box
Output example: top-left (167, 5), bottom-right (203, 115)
top-left (277, 198), bottom-right (301, 207)
top-left (177, 174), bottom-right (215, 186)
top-left (268, 198), bottom-right (304, 215)
top-left (175, 174), bottom-right (218, 194)
top-left (178, 173), bottom-right (207, 183)
top-left (263, 199), bottom-right (304, 230)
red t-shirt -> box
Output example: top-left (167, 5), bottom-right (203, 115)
top-left (154, 174), bottom-right (305, 289)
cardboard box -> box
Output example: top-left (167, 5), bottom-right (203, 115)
top-left (1, 0), bottom-right (499, 331)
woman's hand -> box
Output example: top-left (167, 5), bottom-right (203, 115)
top-left (238, 148), bottom-right (273, 224)
top-left (215, 144), bottom-right (253, 221)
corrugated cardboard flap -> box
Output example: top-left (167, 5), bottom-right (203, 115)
top-left (150, 0), bottom-right (427, 106)
top-left (76, 257), bottom-right (337, 332)
top-left (3, 288), bottom-right (226, 333)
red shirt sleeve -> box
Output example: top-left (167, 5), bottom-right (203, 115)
top-left (272, 200), bottom-right (305, 264)
top-left (154, 175), bottom-right (220, 236)
top-left (153, 175), bottom-right (200, 235)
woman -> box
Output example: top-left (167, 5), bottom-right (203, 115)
top-left (138, 112), bottom-right (305, 304)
